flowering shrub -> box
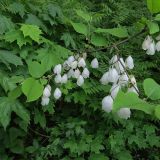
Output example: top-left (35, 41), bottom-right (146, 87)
top-left (0, 0), bottom-right (160, 159)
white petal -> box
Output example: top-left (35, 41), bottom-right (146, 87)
top-left (128, 86), bottom-right (139, 95)
top-left (54, 88), bottom-right (62, 100)
top-left (74, 69), bottom-right (81, 78)
top-left (102, 95), bottom-right (113, 113)
top-left (78, 58), bottom-right (86, 68)
top-left (54, 64), bottom-right (62, 75)
top-left (61, 74), bottom-right (68, 84)
top-left (43, 86), bottom-right (51, 97)
top-left (77, 75), bottom-right (84, 86)
top-left (71, 61), bottom-right (78, 69)
top-left (68, 56), bottom-right (75, 64)
top-left (125, 56), bottom-right (134, 69)
top-left (100, 72), bottom-right (109, 85)
top-left (82, 68), bottom-right (90, 78)
top-left (41, 97), bottom-right (50, 106)
top-left (142, 35), bottom-right (152, 50)
top-left (146, 42), bottom-right (156, 55)
top-left (108, 68), bottom-right (119, 83)
top-left (110, 84), bottom-right (120, 99)
top-left (54, 74), bottom-right (62, 83)
top-left (91, 58), bottom-right (99, 68)
top-left (110, 55), bottom-right (118, 65)
top-left (67, 69), bottom-right (74, 78)
top-left (156, 41), bottom-right (160, 52)
top-left (118, 73), bottom-right (129, 86)
top-left (117, 108), bottom-right (131, 119)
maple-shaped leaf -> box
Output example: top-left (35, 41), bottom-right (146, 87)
top-left (4, 30), bottom-right (32, 48)
top-left (20, 24), bottom-right (42, 42)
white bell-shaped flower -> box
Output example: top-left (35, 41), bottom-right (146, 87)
top-left (117, 108), bottom-right (131, 119)
top-left (100, 72), bottom-right (109, 85)
top-left (46, 84), bottom-right (51, 92)
top-left (91, 58), bottom-right (99, 68)
top-left (110, 84), bottom-right (120, 99)
top-left (115, 58), bottom-right (125, 73)
top-left (41, 97), bottom-right (50, 106)
top-left (156, 41), bottom-right (160, 52)
top-left (82, 68), bottom-right (90, 78)
top-left (61, 74), bottom-right (68, 84)
top-left (119, 73), bottom-right (129, 86)
top-left (54, 88), bottom-right (62, 100)
top-left (67, 69), bottom-right (74, 78)
top-left (77, 75), bottom-right (84, 86)
top-left (78, 58), bottom-right (86, 68)
top-left (102, 95), bottom-right (113, 113)
top-left (54, 74), bottom-right (62, 83)
top-left (43, 85), bottom-right (51, 97)
top-left (128, 86), bottom-right (139, 95)
top-left (142, 35), bottom-right (152, 50)
top-left (63, 60), bottom-right (70, 70)
top-left (130, 75), bottom-right (137, 85)
top-left (108, 68), bottom-right (119, 83)
top-left (146, 41), bottom-right (156, 55)
top-left (68, 56), bottom-right (75, 64)
top-left (110, 55), bottom-right (118, 65)
top-left (54, 64), bottom-right (62, 75)
top-left (74, 69), bottom-right (81, 78)
top-left (125, 56), bottom-right (134, 69)
top-left (71, 61), bottom-right (78, 69)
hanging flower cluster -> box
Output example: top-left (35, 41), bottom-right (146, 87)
top-left (41, 53), bottom-right (99, 106)
top-left (142, 35), bottom-right (160, 55)
top-left (101, 55), bottom-right (139, 119)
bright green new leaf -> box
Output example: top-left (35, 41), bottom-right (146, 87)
top-left (71, 22), bottom-right (88, 36)
top-left (155, 106), bottom-right (160, 119)
top-left (143, 78), bottom-right (160, 100)
top-left (22, 77), bottom-right (43, 102)
top-left (95, 27), bottom-right (128, 38)
top-left (155, 14), bottom-right (160, 21)
top-left (113, 91), bottom-right (155, 114)
top-left (91, 34), bottom-right (108, 46)
top-left (76, 10), bottom-right (91, 22)
top-left (147, 0), bottom-right (160, 13)
top-left (20, 24), bottom-right (42, 42)
top-left (28, 61), bottom-right (46, 78)
top-left (147, 21), bottom-right (159, 34)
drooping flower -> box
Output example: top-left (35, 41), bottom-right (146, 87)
top-left (156, 41), bottom-right (160, 52)
top-left (41, 97), bottom-right (50, 106)
top-left (115, 58), bottom-right (125, 73)
top-left (82, 68), bottom-right (90, 78)
top-left (91, 58), bottom-right (99, 68)
top-left (110, 55), bottom-right (118, 65)
top-left (68, 56), bottom-right (75, 64)
top-left (67, 69), bottom-right (74, 78)
top-left (108, 68), bottom-right (119, 83)
top-left (54, 64), bottom-right (62, 75)
top-left (100, 72), bottom-right (109, 85)
top-left (142, 35), bottom-right (152, 50)
top-left (78, 58), bottom-right (86, 68)
top-left (43, 85), bottom-right (51, 97)
top-left (77, 75), bottom-right (84, 86)
top-left (110, 84), bottom-right (120, 99)
top-left (71, 61), bottom-right (78, 69)
top-left (61, 74), bottom-right (68, 84)
top-left (102, 95), bottom-right (113, 113)
top-left (54, 88), bottom-right (62, 100)
top-left (118, 73), bottom-right (129, 86)
top-left (54, 74), bottom-right (62, 83)
top-left (117, 108), bottom-right (131, 119)
top-left (146, 41), bottom-right (156, 55)
top-left (130, 75), bottom-right (137, 85)
top-left (74, 69), bottom-right (81, 78)
top-left (125, 56), bottom-right (134, 69)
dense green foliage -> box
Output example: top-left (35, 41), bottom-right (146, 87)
top-left (0, 0), bottom-right (160, 159)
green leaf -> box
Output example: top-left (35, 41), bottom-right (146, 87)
top-left (76, 10), bottom-right (91, 22)
top-left (147, 21), bottom-right (159, 34)
top-left (28, 61), bottom-right (46, 78)
top-left (4, 30), bottom-right (32, 48)
top-left (154, 14), bottom-right (160, 21)
top-left (34, 109), bottom-right (46, 128)
top-left (113, 91), bottom-right (155, 114)
top-left (22, 77), bottom-right (43, 102)
top-left (20, 24), bottom-right (42, 42)
top-left (0, 50), bottom-right (23, 67)
top-left (143, 78), bottom-right (160, 100)
top-left (8, 86), bottom-right (22, 100)
top-left (89, 154), bottom-right (109, 160)
top-left (0, 97), bottom-right (30, 129)
top-left (0, 15), bottom-right (15, 34)
top-left (155, 106), bottom-right (160, 119)
top-left (95, 27), bottom-right (128, 38)
top-left (91, 34), bottom-right (108, 46)
top-left (147, 0), bottom-right (160, 13)
top-left (71, 22), bottom-right (88, 36)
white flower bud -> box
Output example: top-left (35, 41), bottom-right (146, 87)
top-left (117, 108), bottom-right (131, 119)
top-left (68, 56), bottom-right (75, 64)
top-left (146, 41), bottom-right (156, 55)
top-left (74, 69), bottom-right (81, 78)
top-left (54, 74), bottom-right (62, 83)
top-left (61, 74), bottom-right (68, 84)
top-left (156, 41), bottom-right (160, 52)
top-left (77, 75), bottom-right (84, 86)
top-left (110, 84), bottom-right (120, 99)
top-left (130, 75), bottom-right (137, 85)
top-left (125, 56), bottom-right (134, 69)
top-left (82, 68), bottom-right (90, 78)
top-left (91, 58), bottom-right (99, 68)
top-left (78, 58), bottom-right (86, 68)
top-left (54, 88), bottom-right (62, 100)
top-left (128, 86), bottom-right (139, 95)
top-left (108, 68), bottom-right (119, 83)
top-left (43, 86), bottom-right (51, 97)
top-left (67, 69), bottom-right (74, 78)
top-left (54, 64), bottom-right (62, 75)
top-left (100, 72), bottom-right (109, 85)
top-left (119, 73), bottom-right (129, 86)
top-left (63, 61), bottom-right (70, 70)
top-left (115, 58), bottom-right (125, 73)
top-left (71, 61), bottom-right (78, 69)
top-left (41, 97), bottom-right (50, 106)
top-left (102, 95), bottom-right (113, 113)
top-left (110, 55), bottom-right (118, 65)
top-left (46, 84), bottom-right (51, 92)
top-left (142, 35), bottom-right (152, 50)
